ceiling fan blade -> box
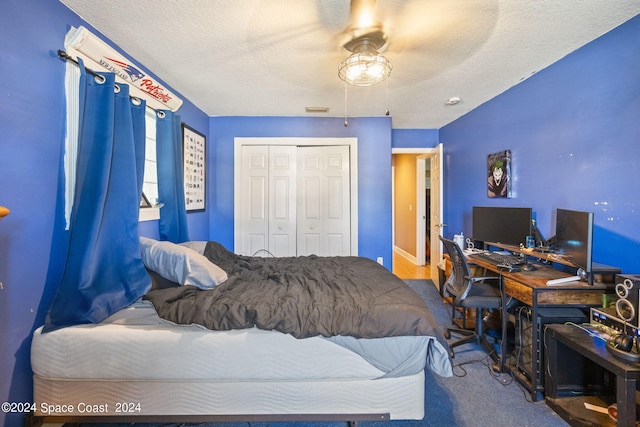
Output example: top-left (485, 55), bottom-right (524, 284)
top-left (348, 0), bottom-right (378, 29)
top-left (385, 0), bottom-right (499, 54)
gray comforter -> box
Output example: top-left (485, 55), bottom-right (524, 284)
top-left (144, 242), bottom-right (446, 342)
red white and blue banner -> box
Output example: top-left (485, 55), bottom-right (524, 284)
top-left (64, 26), bottom-right (183, 112)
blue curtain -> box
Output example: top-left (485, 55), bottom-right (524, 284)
top-left (156, 110), bottom-right (189, 243)
top-left (43, 65), bottom-right (151, 332)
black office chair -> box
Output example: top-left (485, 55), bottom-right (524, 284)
top-left (440, 236), bottom-right (502, 359)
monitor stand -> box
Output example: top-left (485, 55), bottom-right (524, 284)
top-left (520, 252), bottom-right (536, 271)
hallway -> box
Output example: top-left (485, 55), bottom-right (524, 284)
top-left (392, 251), bottom-right (431, 280)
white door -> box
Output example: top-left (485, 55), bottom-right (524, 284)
top-left (297, 146), bottom-right (351, 256)
top-left (238, 143), bottom-right (351, 257)
top-left (239, 145), bottom-right (269, 256)
top-left (269, 146), bottom-right (297, 257)
top-left (430, 143), bottom-right (444, 283)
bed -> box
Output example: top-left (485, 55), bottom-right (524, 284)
top-left (29, 239), bottom-right (452, 425)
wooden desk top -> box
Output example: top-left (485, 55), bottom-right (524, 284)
top-left (468, 255), bottom-right (592, 289)
top-left (466, 253), bottom-right (611, 306)
top-left (485, 242), bottom-right (581, 269)
top-left (466, 241), bottom-right (616, 288)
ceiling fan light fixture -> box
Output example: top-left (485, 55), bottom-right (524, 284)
top-left (338, 49), bottom-right (392, 87)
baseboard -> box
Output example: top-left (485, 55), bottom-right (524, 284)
top-left (394, 246), bottom-right (417, 264)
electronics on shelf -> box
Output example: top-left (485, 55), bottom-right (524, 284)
top-left (591, 307), bottom-right (640, 336)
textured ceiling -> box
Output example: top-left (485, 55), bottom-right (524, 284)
top-left (60, 0), bottom-right (640, 129)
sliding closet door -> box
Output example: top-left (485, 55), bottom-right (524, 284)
top-left (239, 145), bottom-right (269, 256)
top-left (239, 145), bottom-right (297, 257)
top-left (268, 146), bottom-right (297, 256)
top-left (237, 143), bottom-right (351, 257)
top-left (297, 146), bottom-right (350, 256)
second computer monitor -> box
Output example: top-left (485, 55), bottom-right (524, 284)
top-left (472, 206), bottom-right (532, 247)
top-left (554, 208), bottom-right (594, 275)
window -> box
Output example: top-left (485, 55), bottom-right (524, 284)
top-left (139, 107), bottom-right (160, 221)
top-left (64, 54), bottom-right (169, 224)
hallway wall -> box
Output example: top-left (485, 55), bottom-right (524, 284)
top-left (393, 154), bottom-right (419, 257)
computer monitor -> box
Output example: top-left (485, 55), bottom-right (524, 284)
top-left (472, 206), bottom-right (532, 247)
top-left (554, 208), bottom-right (594, 278)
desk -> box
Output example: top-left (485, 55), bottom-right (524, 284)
top-left (545, 324), bottom-right (640, 427)
top-left (465, 244), bottom-right (612, 401)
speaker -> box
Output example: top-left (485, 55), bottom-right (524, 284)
top-left (614, 274), bottom-right (640, 328)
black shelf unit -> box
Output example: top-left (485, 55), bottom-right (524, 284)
top-left (544, 324), bottom-right (640, 427)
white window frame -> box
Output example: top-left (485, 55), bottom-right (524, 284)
top-left (139, 107), bottom-right (160, 221)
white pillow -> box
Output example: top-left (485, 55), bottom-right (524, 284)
top-left (178, 240), bottom-right (207, 254)
top-left (140, 237), bottom-right (227, 289)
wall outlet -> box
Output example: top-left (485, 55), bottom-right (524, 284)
top-left (377, 257), bottom-right (383, 265)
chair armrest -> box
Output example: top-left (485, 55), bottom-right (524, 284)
top-left (466, 276), bottom-right (500, 283)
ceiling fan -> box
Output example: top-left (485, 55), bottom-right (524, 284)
top-left (335, 0), bottom-right (501, 88)
top-left (338, 0), bottom-right (392, 86)
top-left (240, 1), bottom-right (497, 90)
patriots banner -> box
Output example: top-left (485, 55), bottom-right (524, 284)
top-left (64, 26), bottom-right (183, 112)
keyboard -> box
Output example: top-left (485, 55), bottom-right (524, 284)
top-left (469, 251), bottom-right (523, 266)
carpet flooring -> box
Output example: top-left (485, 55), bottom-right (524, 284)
top-left (400, 279), bottom-right (569, 427)
top-left (69, 280), bottom-right (569, 427)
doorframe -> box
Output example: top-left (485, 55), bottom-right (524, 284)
top-left (416, 155), bottom-right (428, 265)
top-left (391, 147), bottom-right (443, 266)
top-left (234, 137), bottom-right (359, 256)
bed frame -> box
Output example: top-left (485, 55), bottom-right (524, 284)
top-left (25, 413), bottom-right (389, 427)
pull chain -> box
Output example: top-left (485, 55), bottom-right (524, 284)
top-left (385, 77), bottom-right (390, 116)
top-left (344, 82), bottom-right (349, 127)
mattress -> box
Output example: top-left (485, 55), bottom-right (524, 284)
top-left (31, 299), bottom-right (436, 382)
top-left (31, 299), bottom-right (436, 420)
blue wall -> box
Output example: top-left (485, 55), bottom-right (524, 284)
top-left (440, 15), bottom-right (640, 273)
top-left (208, 116), bottom-right (394, 264)
top-left (0, 0), bottom-right (209, 424)
top-left (392, 128), bottom-right (439, 149)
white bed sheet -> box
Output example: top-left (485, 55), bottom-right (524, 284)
top-left (32, 300), bottom-right (386, 382)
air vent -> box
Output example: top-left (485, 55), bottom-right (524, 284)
top-left (305, 107), bottom-right (330, 113)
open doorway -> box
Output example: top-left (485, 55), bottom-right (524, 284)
top-left (391, 145), bottom-right (443, 281)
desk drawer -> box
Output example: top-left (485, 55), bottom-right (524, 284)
top-left (537, 289), bottom-right (604, 306)
top-left (504, 277), bottom-right (532, 305)
top-left (504, 277), bottom-right (605, 306)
